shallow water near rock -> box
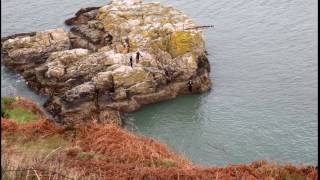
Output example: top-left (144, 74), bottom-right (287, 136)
top-left (1, 0), bottom-right (317, 166)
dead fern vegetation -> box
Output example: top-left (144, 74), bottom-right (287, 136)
top-left (1, 98), bottom-right (318, 179)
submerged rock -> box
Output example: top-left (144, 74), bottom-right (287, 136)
top-left (1, 0), bottom-right (212, 125)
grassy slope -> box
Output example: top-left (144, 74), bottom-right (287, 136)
top-left (1, 97), bottom-right (318, 179)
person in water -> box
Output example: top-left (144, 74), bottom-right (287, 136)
top-left (129, 56), bottom-right (133, 67)
top-left (136, 51), bottom-right (143, 63)
top-left (187, 79), bottom-right (193, 92)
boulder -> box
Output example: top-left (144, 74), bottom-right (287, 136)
top-left (2, 28), bottom-right (70, 68)
top-left (112, 66), bottom-right (153, 88)
top-left (113, 87), bottom-right (128, 101)
top-left (127, 81), bottom-right (156, 95)
top-left (65, 7), bottom-right (100, 25)
top-left (62, 82), bottom-right (96, 103)
top-left (1, 0), bottom-right (212, 125)
top-left (92, 71), bottom-right (114, 90)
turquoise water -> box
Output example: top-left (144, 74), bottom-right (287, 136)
top-left (1, 0), bottom-right (318, 166)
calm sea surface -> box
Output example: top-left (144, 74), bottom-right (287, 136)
top-left (1, 0), bottom-right (318, 166)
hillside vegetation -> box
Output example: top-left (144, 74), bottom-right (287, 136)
top-left (1, 97), bottom-right (317, 179)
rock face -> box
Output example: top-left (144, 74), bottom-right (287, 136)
top-left (1, 0), bottom-right (211, 125)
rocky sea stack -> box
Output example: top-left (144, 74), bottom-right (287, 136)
top-left (1, 0), bottom-right (211, 125)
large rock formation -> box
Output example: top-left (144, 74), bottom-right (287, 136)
top-left (1, 0), bottom-right (211, 125)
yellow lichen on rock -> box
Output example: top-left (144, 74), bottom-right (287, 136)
top-left (96, 1), bottom-right (203, 59)
top-left (168, 31), bottom-right (204, 58)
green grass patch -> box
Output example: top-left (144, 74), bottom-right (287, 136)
top-left (18, 135), bottom-right (68, 154)
top-left (1, 97), bottom-right (38, 123)
top-left (284, 174), bottom-right (305, 180)
top-left (156, 159), bottom-right (177, 168)
top-left (1, 97), bottom-right (16, 118)
top-left (1, 97), bottom-right (16, 107)
top-left (5, 108), bottom-right (37, 123)
top-left (77, 152), bottom-right (95, 160)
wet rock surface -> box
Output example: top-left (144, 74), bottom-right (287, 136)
top-left (1, 0), bottom-right (212, 125)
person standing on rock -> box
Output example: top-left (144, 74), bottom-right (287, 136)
top-left (129, 56), bottom-right (133, 67)
top-left (136, 51), bottom-right (143, 63)
top-left (125, 37), bottom-right (130, 53)
top-left (187, 79), bottom-right (193, 92)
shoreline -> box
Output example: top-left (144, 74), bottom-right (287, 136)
top-left (1, 97), bottom-right (317, 179)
